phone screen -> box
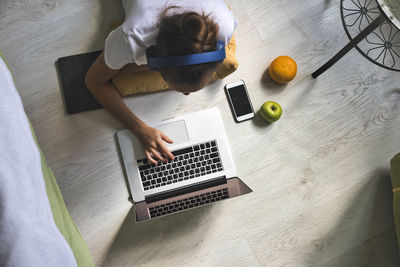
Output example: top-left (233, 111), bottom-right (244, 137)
top-left (228, 85), bottom-right (253, 117)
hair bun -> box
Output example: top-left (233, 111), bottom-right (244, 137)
top-left (157, 9), bottom-right (219, 54)
top-left (155, 8), bottom-right (221, 86)
top-left (183, 12), bottom-right (218, 51)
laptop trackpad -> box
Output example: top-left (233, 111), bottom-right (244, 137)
top-left (155, 120), bottom-right (189, 145)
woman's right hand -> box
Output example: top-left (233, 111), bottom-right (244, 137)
top-left (84, 52), bottom-right (174, 165)
top-left (135, 125), bottom-right (175, 164)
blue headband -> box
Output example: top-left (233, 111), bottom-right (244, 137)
top-left (146, 40), bottom-right (226, 70)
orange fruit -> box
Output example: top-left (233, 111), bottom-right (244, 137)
top-left (268, 56), bottom-right (297, 84)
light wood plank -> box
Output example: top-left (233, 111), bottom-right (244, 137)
top-left (1, 0), bottom-right (400, 266)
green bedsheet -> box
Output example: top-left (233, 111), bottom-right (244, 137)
top-left (391, 153), bottom-right (400, 253)
top-left (1, 51), bottom-right (93, 267)
top-left (30, 123), bottom-right (94, 267)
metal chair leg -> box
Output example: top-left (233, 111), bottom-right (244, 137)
top-left (312, 14), bottom-right (386, 79)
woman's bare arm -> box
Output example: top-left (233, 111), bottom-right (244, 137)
top-left (84, 52), bottom-right (174, 164)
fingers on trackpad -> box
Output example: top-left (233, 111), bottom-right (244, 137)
top-left (156, 120), bottom-right (189, 145)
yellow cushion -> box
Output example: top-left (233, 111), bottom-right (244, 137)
top-left (110, 25), bottom-right (238, 96)
top-left (112, 70), bottom-right (169, 96)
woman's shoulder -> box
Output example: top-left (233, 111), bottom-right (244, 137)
top-left (122, 1), bottom-right (164, 34)
top-left (203, 0), bottom-right (238, 43)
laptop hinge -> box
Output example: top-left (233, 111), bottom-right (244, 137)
top-left (145, 176), bottom-right (227, 204)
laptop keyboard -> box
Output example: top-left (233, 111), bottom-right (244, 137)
top-left (148, 188), bottom-right (229, 218)
top-left (136, 140), bottom-right (224, 191)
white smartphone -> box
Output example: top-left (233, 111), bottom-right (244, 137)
top-left (225, 80), bottom-right (255, 122)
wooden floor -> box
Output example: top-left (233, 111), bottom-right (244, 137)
top-left (1, 0), bottom-right (400, 266)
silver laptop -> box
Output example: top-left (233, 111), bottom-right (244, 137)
top-left (116, 108), bottom-right (252, 222)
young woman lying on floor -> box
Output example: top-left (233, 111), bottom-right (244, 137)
top-left (85, 0), bottom-right (236, 164)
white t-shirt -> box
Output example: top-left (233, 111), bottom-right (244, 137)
top-left (104, 0), bottom-right (237, 69)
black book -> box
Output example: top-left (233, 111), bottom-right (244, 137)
top-left (56, 51), bottom-right (102, 114)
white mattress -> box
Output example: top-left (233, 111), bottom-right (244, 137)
top-left (0, 57), bottom-right (77, 267)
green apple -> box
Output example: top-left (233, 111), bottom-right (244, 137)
top-left (260, 101), bottom-right (282, 122)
